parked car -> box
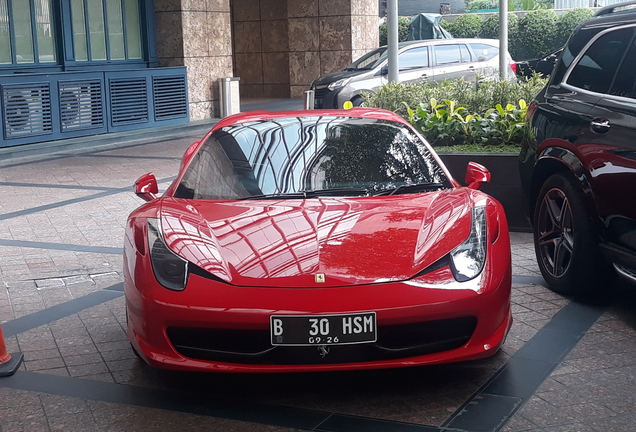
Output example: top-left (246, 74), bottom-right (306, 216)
top-left (515, 49), bottom-right (562, 78)
top-left (310, 39), bottom-right (516, 109)
top-left (124, 108), bottom-right (513, 373)
top-left (519, 1), bottom-right (636, 295)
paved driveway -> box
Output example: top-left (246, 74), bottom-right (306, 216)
top-left (1, 125), bottom-right (635, 432)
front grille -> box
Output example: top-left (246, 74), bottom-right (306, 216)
top-left (313, 87), bottom-right (330, 109)
top-left (167, 316), bottom-right (477, 365)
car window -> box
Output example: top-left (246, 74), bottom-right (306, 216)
top-left (398, 47), bottom-right (429, 70)
top-left (609, 33), bottom-right (636, 99)
top-left (174, 116), bottom-right (449, 200)
top-left (469, 43), bottom-right (498, 61)
top-left (460, 44), bottom-right (472, 62)
top-left (434, 45), bottom-right (462, 65)
top-left (347, 47), bottom-right (387, 70)
top-left (566, 28), bottom-right (635, 94)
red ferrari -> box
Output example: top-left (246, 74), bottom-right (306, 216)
top-left (124, 108), bottom-right (512, 373)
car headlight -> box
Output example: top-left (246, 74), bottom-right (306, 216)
top-left (328, 78), bottom-right (351, 91)
top-left (449, 207), bottom-right (487, 282)
top-left (147, 218), bottom-right (188, 291)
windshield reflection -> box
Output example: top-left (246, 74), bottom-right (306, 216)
top-left (175, 116), bottom-right (449, 201)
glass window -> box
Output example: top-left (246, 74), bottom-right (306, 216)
top-left (434, 44), bottom-right (462, 65)
top-left (175, 116), bottom-right (450, 200)
top-left (87, 0), bottom-right (106, 60)
top-left (35, 0), bottom-right (55, 62)
top-left (124, 0), bottom-right (141, 59)
top-left (460, 44), bottom-right (471, 62)
top-left (0, 0), bottom-right (11, 64)
top-left (71, 0), bottom-right (88, 61)
top-left (398, 46), bottom-right (428, 70)
top-left (14, 0), bottom-right (34, 63)
top-left (609, 33), bottom-right (636, 99)
top-left (567, 28), bottom-right (635, 94)
top-left (71, 0), bottom-right (143, 62)
top-left (469, 43), bottom-right (498, 61)
top-left (106, 0), bottom-right (124, 59)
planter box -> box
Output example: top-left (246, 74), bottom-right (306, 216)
top-left (438, 152), bottom-right (531, 232)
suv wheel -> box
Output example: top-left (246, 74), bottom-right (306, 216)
top-left (533, 174), bottom-right (605, 295)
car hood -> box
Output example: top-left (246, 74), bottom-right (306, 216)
top-left (158, 191), bottom-right (474, 287)
top-left (312, 69), bottom-right (373, 87)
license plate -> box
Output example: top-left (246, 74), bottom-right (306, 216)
top-left (270, 312), bottom-right (377, 346)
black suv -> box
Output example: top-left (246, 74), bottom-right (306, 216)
top-left (519, 1), bottom-right (636, 295)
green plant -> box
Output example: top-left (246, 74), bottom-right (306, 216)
top-left (365, 76), bottom-right (547, 151)
top-left (517, 9), bottom-right (559, 59)
top-left (466, 0), bottom-right (498, 11)
top-left (480, 13), bottom-right (520, 59)
top-left (555, 8), bottom-right (594, 47)
top-left (379, 16), bottom-right (411, 46)
top-left (444, 14), bottom-right (484, 38)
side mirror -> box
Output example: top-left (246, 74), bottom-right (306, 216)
top-left (465, 162), bottom-right (490, 190)
top-left (380, 65), bottom-right (388, 75)
top-left (134, 173), bottom-right (159, 202)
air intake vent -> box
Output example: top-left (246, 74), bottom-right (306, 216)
top-left (109, 77), bottom-right (148, 125)
top-left (153, 75), bottom-right (188, 120)
top-left (59, 80), bottom-right (104, 132)
top-left (2, 84), bottom-right (53, 139)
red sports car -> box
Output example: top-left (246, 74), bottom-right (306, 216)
top-left (124, 108), bottom-right (512, 373)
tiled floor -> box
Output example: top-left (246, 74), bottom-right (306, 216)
top-left (1, 126), bottom-right (635, 431)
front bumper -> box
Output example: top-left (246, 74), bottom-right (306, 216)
top-left (125, 255), bottom-right (512, 373)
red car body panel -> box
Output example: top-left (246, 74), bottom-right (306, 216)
top-left (124, 108), bottom-right (512, 373)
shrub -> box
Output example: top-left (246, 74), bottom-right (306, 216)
top-left (517, 9), bottom-right (559, 59)
top-left (379, 16), bottom-right (411, 46)
top-left (466, 0), bottom-right (498, 12)
top-left (480, 13), bottom-right (520, 59)
top-left (364, 76), bottom-right (548, 150)
top-left (555, 8), bottom-right (594, 47)
top-left (445, 14), bottom-right (484, 38)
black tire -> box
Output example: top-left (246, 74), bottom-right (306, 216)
top-left (351, 96), bottom-right (364, 107)
top-left (533, 173), bottom-right (607, 295)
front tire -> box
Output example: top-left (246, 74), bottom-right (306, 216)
top-left (533, 174), bottom-right (606, 295)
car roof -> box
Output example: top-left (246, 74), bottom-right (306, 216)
top-left (583, 1), bottom-right (636, 27)
top-left (392, 38), bottom-right (500, 49)
top-left (212, 108), bottom-right (410, 131)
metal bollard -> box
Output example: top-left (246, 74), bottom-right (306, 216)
top-left (304, 90), bottom-right (315, 110)
top-left (219, 77), bottom-right (241, 118)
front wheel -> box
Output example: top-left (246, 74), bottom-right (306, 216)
top-left (533, 174), bottom-right (607, 295)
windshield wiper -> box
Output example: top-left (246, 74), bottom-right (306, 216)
top-left (238, 192), bottom-right (308, 200)
top-left (300, 187), bottom-right (370, 197)
top-left (377, 182), bottom-right (446, 196)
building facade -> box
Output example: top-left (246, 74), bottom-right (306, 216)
top-left (0, 0), bottom-right (379, 148)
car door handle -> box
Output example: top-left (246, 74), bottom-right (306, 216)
top-left (420, 74), bottom-right (428, 78)
top-left (590, 118), bottom-right (610, 134)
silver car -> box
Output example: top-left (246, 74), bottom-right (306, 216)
top-left (310, 38), bottom-right (516, 109)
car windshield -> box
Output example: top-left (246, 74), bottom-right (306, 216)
top-left (345, 47), bottom-right (388, 70)
top-left (174, 116), bottom-right (451, 200)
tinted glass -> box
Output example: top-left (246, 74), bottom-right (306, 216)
top-left (347, 47), bottom-right (387, 70)
top-left (434, 45), bottom-right (462, 65)
top-left (609, 31), bottom-right (636, 99)
top-left (469, 43), bottom-right (498, 61)
top-left (399, 46), bottom-right (428, 70)
top-left (175, 116), bottom-right (450, 200)
top-left (566, 28), bottom-right (635, 94)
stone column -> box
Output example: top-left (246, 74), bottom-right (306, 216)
top-left (289, 0), bottom-right (379, 98)
top-left (154, 0), bottom-right (233, 120)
